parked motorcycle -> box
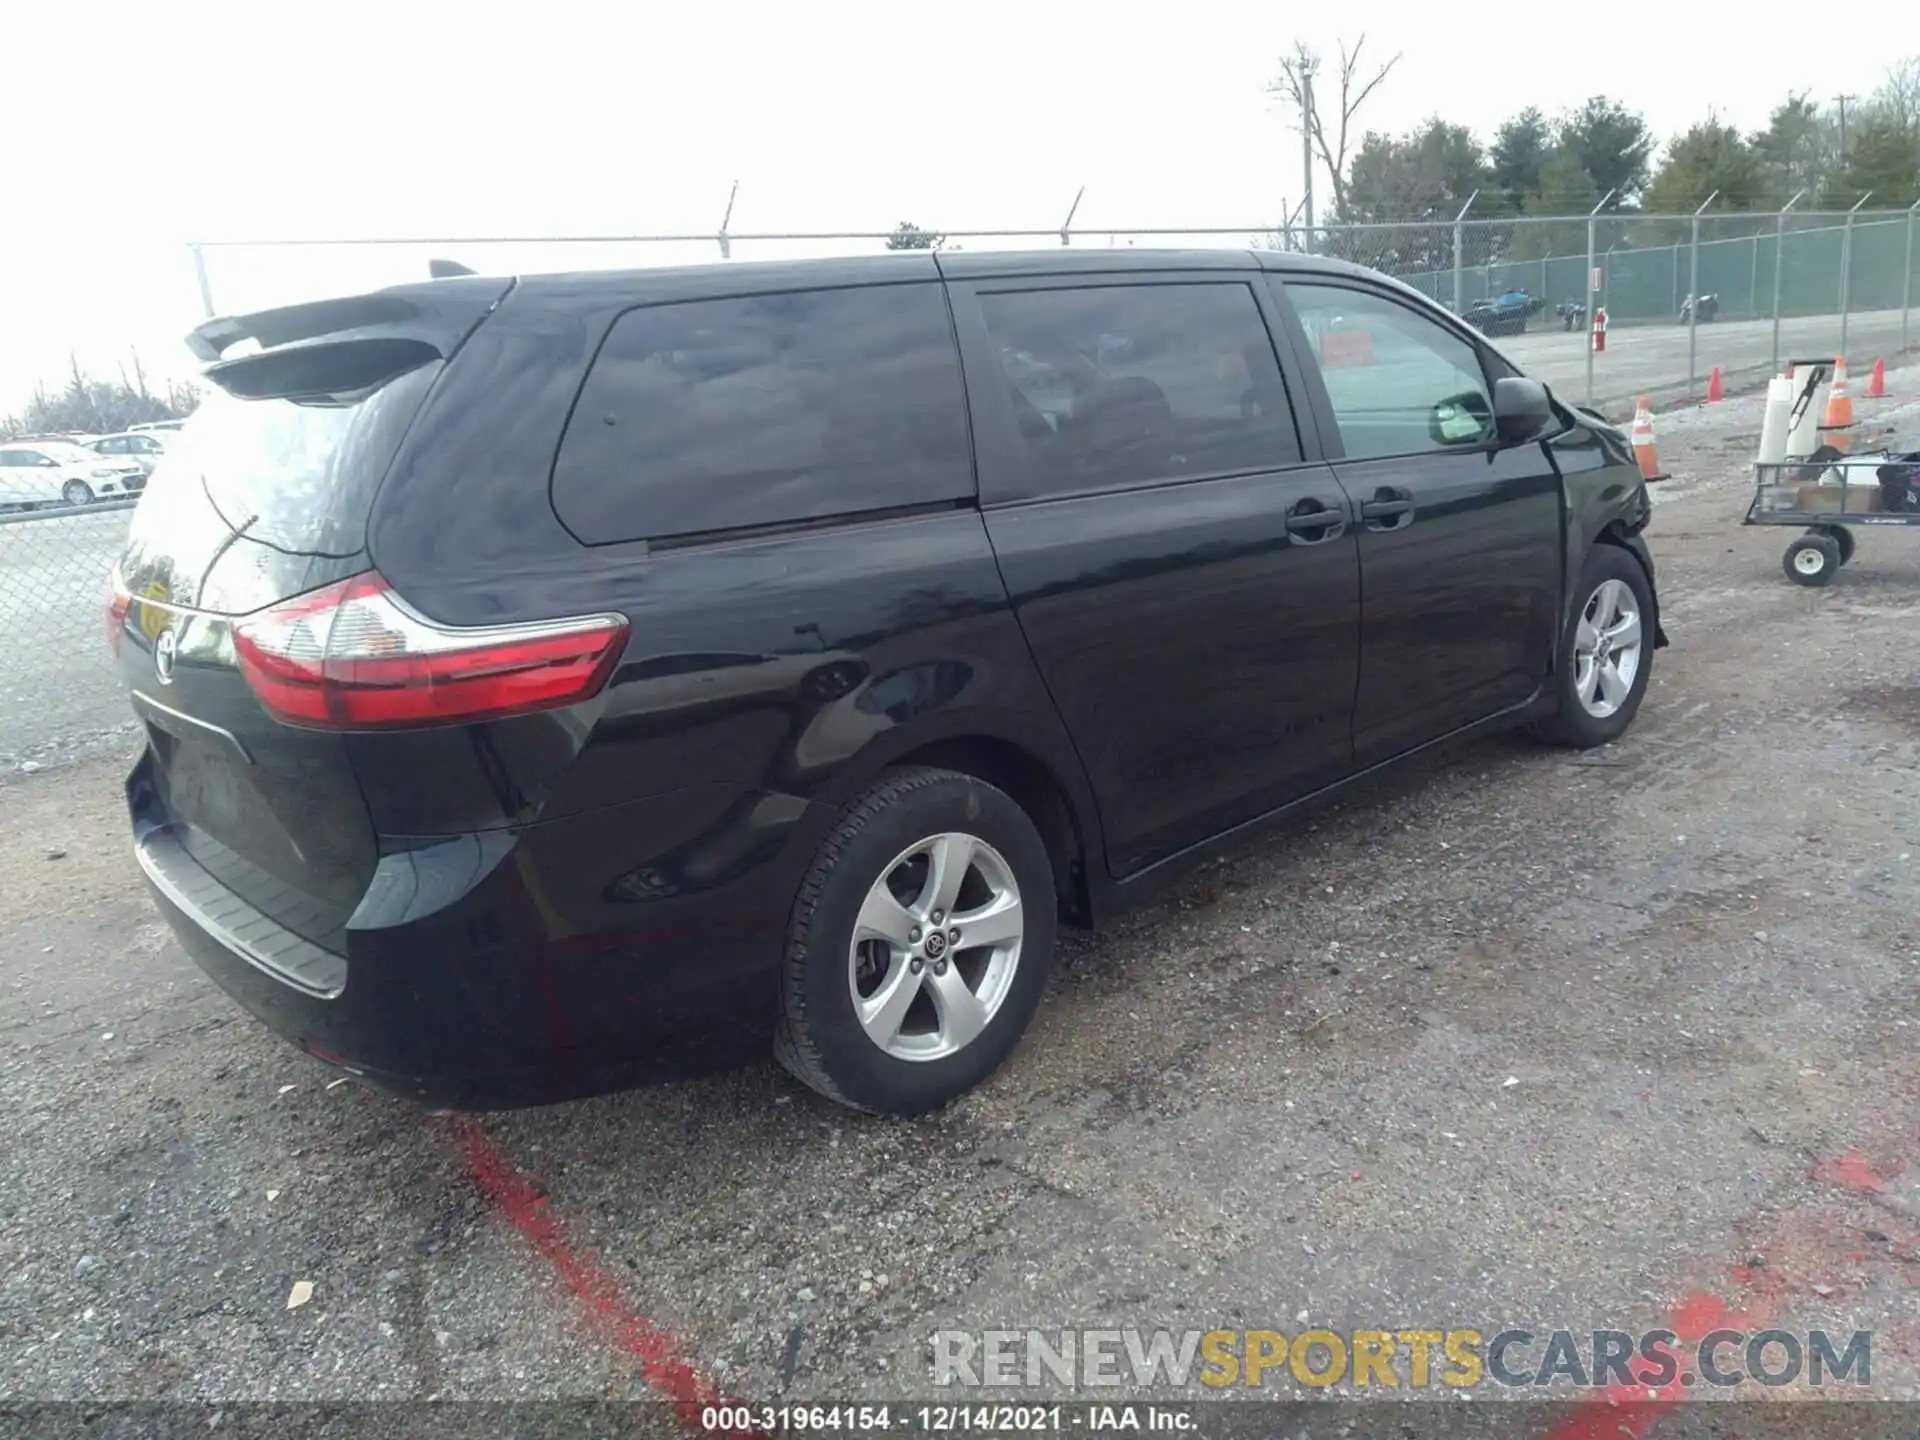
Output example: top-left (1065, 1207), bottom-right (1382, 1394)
top-left (1555, 298), bottom-right (1588, 332)
top-left (1679, 293), bottom-right (1720, 324)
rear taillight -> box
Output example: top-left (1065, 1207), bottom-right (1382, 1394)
top-left (107, 569), bottom-right (131, 656)
top-left (230, 573), bottom-right (628, 730)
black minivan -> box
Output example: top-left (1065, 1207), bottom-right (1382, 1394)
top-left (112, 249), bottom-right (1665, 1115)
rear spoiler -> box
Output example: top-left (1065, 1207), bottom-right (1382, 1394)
top-left (187, 275), bottom-right (514, 399)
top-left (186, 275), bottom-right (514, 364)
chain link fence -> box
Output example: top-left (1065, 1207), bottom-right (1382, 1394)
top-left (4, 207), bottom-right (1919, 767)
top-left (0, 373), bottom-right (182, 769)
top-left (0, 502), bottom-right (139, 769)
top-left (182, 207), bottom-right (1920, 415)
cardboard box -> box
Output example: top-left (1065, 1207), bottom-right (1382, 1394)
top-left (1795, 484), bottom-right (1882, 514)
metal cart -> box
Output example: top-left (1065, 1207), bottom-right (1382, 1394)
top-left (1747, 446), bottom-right (1920, 586)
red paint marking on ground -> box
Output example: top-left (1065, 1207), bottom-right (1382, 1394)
top-left (452, 1116), bottom-right (757, 1436)
top-left (1813, 1149), bottom-right (1887, 1193)
top-left (1539, 1290), bottom-right (1767, 1440)
top-left (1667, 1292), bottom-right (1754, 1343)
top-left (1545, 1143), bottom-right (1911, 1440)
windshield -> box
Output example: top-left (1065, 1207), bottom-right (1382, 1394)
top-left (35, 442), bottom-right (97, 465)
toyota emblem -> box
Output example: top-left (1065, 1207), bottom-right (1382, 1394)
top-left (154, 628), bottom-right (177, 685)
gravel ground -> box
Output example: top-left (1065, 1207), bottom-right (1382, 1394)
top-left (2, 372), bottom-right (1919, 1426)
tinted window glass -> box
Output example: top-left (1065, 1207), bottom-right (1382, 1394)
top-left (552, 284), bottom-right (972, 544)
top-left (1286, 283), bottom-right (1494, 460)
top-left (975, 283), bottom-right (1299, 495)
top-left (133, 360), bottom-right (442, 558)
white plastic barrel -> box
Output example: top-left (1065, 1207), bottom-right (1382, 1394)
top-left (1757, 375), bottom-right (1794, 465)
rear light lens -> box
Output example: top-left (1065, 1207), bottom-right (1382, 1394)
top-left (107, 568), bottom-right (132, 656)
top-left (231, 573), bottom-right (628, 730)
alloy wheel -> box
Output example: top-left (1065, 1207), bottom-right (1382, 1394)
top-left (1573, 577), bottom-right (1643, 719)
top-left (847, 832), bottom-right (1024, 1062)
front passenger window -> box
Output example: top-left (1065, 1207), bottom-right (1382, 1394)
top-left (1287, 283), bottom-right (1495, 461)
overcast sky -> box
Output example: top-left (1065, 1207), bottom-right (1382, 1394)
top-left (5, 0), bottom-right (1915, 413)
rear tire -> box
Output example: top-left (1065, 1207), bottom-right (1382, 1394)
top-left (1823, 525), bottom-right (1855, 566)
top-left (1535, 545), bottom-right (1655, 749)
top-left (774, 767), bottom-right (1057, 1116)
top-left (1784, 533), bottom-right (1840, 587)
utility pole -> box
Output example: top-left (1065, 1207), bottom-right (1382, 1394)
top-left (1300, 65), bottom-right (1316, 250)
top-left (1835, 94), bottom-right (1857, 162)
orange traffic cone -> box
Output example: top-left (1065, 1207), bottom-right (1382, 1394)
top-left (1631, 396), bottom-right (1669, 483)
top-left (1866, 357), bottom-right (1888, 399)
top-left (1706, 366), bottom-right (1724, 403)
top-left (1820, 357), bottom-right (1855, 451)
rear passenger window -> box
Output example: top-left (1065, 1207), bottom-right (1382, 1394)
top-left (552, 284), bottom-right (972, 544)
top-left (1285, 282), bottom-right (1496, 460)
top-left (975, 283), bottom-right (1300, 496)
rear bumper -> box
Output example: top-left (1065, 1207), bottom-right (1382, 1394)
top-left (131, 763), bottom-right (816, 1108)
top-left (138, 825), bottom-right (348, 998)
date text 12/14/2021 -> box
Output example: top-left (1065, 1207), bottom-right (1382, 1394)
top-left (700, 1404), bottom-right (1197, 1434)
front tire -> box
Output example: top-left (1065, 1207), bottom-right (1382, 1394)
top-left (774, 767), bottom-right (1057, 1115)
top-left (61, 480), bottom-right (93, 507)
top-left (1536, 546), bottom-right (1655, 748)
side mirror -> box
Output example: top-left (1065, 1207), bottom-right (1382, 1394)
top-left (1493, 376), bottom-right (1556, 446)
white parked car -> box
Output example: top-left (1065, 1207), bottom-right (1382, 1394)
top-left (87, 430), bottom-right (173, 476)
top-left (0, 440), bottom-right (147, 508)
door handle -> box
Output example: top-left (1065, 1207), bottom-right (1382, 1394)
top-left (1285, 499), bottom-right (1347, 542)
top-left (1361, 487), bottom-right (1415, 530)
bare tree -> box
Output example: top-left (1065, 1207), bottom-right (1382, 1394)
top-left (1870, 55), bottom-right (1920, 132)
top-left (1267, 35), bottom-right (1402, 222)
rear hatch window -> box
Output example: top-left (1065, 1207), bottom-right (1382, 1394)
top-left (119, 360), bottom-right (441, 616)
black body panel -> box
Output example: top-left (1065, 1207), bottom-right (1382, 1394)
top-left (119, 248), bottom-right (1663, 1107)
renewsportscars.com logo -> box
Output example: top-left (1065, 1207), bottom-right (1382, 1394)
top-left (932, 1328), bottom-right (1873, 1392)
